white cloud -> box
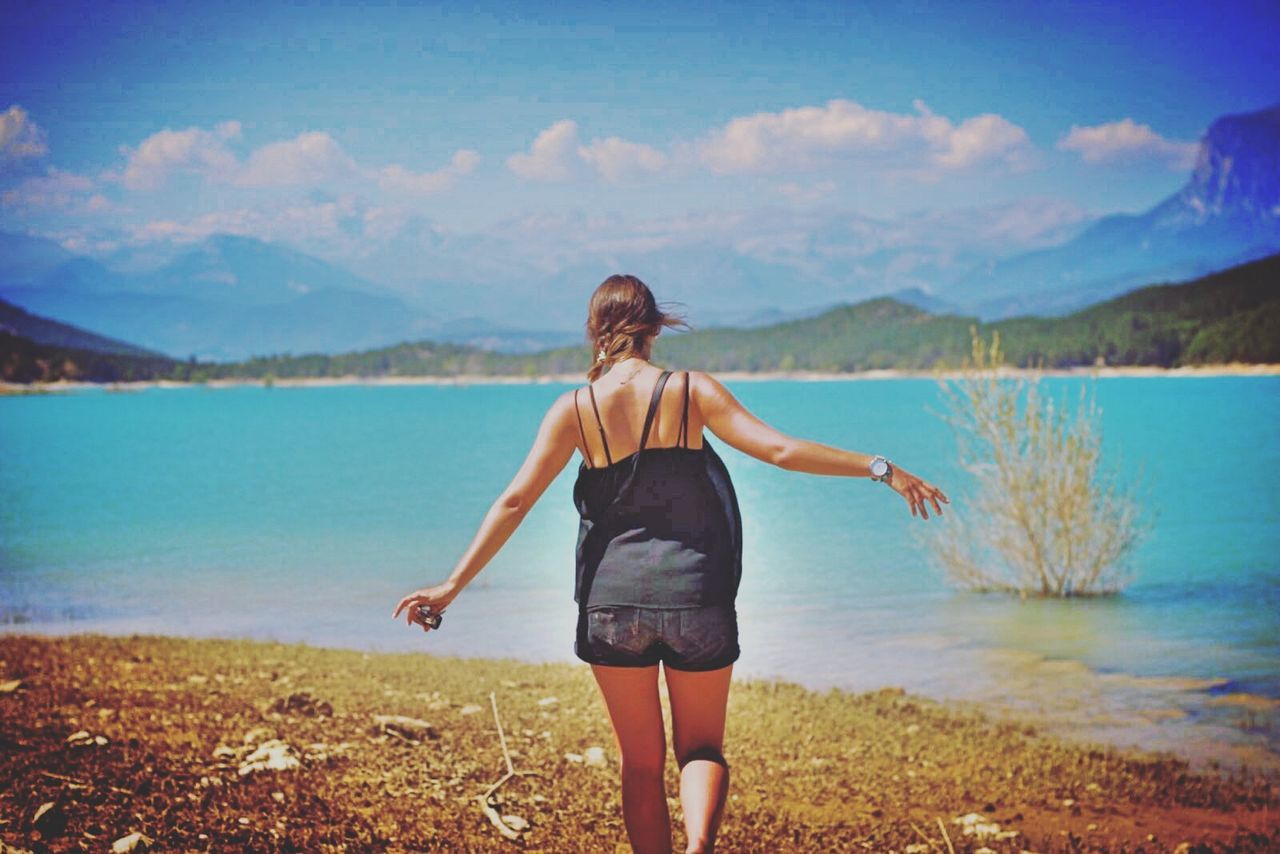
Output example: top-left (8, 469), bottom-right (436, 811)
top-left (929, 111), bottom-right (1032, 170)
top-left (507, 120), bottom-right (581, 181)
top-left (377, 148), bottom-right (481, 195)
top-left (113, 122), bottom-right (481, 195)
top-left (126, 194), bottom-right (376, 251)
top-left (235, 131), bottom-right (358, 187)
top-left (0, 104), bottom-right (48, 161)
top-left (577, 136), bottom-right (667, 182)
top-left (696, 98), bottom-right (1033, 176)
top-left (508, 121), bottom-right (671, 183)
top-left (0, 167), bottom-right (100, 211)
top-left (778, 180), bottom-right (837, 204)
top-left (1056, 118), bottom-right (1198, 170)
top-left (118, 125), bottom-right (239, 190)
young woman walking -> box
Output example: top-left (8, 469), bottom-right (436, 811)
top-left (394, 274), bottom-right (948, 852)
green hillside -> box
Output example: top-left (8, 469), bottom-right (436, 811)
top-left (3, 253), bottom-right (1277, 385)
top-left (0, 297), bottom-right (165, 358)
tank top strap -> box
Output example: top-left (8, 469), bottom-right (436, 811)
top-left (573, 389), bottom-right (593, 469)
top-left (586, 384), bottom-right (613, 466)
top-left (678, 371), bottom-right (690, 448)
top-left (638, 370), bottom-right (673, 452)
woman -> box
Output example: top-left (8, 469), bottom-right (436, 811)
top-left (393, 274), bottom-right (948, 853)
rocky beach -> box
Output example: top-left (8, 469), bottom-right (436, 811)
top-left (0, 634), bottom-right (1275, 852)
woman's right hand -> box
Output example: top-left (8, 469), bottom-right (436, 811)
top-left (392, 580), bottom-right (460, 633)
top-left (887, 466), bottom-right (949, 520)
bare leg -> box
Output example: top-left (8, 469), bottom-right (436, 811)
top-left (589, 663), bottom-right (672, 854)
top-left (663, 664), bottom-right (732, 853)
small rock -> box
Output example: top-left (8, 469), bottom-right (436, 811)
top-left (905, 845), bottom-right (930, 854)
top-left (65, 730), bottom-right (107, 748)
top-left (271, 791), bottom-right (285, 803)
top-left (111, 831), bottom-right (151, 852)
top-left (904, 723), bottom-right (920, 736)
top-left (0, 678), bottom-right (22, 693)
top-left (1086, 782), bottom-right (1101, 792)
top-left (459, 704), bottom-right (483, 716)
top-left (238, 739), bottom-right (301, 775)
top-left (269, 691), bottom-right (333, 717)
top-left (953, 813), bottom-right (1002, 839)
top-left (238, 817), bottom-right (250, 825)
top-left (33, 801), bottom-right (67, 837)
top-left (1062, 798), bottom-right (1075, 807)
top-left (537, 696), bottom-right (558, 707)
top-left (372, 714), bottom-right (438, 741)
top-left (501, 814), bottom-right (529, 832)
top-left (212, 745), bottom-right (238, 760)
top-left (583, 746), bottom-right (607, 767)
top-left (1087, 823), bottom-right (1099, 831)
top-left (564, 752), bottom-right (584, 763)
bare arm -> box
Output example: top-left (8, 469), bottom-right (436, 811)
top-left (392, 390), bottom-right (578, 630)
top-left (695, 371), bottom-right (948, 517)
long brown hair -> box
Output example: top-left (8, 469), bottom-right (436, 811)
top-left (585, 274), bottom-right (689, 382)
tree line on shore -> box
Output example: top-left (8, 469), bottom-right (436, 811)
top-left (3, 252), bottom-right (1277, 385)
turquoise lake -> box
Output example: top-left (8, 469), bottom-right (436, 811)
top-left (2, 376), bottom-right (1277, 770)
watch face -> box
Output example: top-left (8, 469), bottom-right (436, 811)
top-left (870, 458), bottom-right (888, 478)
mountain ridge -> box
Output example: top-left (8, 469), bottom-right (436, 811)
top-left (4, 252), bottom-right (1276, 384)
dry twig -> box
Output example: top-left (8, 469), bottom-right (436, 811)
top-left (477, 690), bottom-right (543, 842)
top-left (936, 817), bottom-right (956, 854)
top-left (910, 821), bottom-right (941, 851)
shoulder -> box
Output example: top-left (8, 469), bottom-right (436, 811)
top-left (541, 388), bottom-right (584, 428)
top-left (676, 370), bottom-right (731, 410)
top-left (680, 370), bottom-right (726, 397)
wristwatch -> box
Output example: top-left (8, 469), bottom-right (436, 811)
top-left (868, 455), bottom-right (894, 484)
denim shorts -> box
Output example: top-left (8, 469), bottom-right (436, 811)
top-left (574, 604), bottom-right (740, 672)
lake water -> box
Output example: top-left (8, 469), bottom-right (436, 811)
top-left (2, 376), bottom-right (1277, 772)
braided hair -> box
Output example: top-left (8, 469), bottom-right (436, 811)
top-left (585, 274), bottom-right (689, 382)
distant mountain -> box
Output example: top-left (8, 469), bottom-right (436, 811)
top-left (0, 232), bottom-right (578, 360)
top-left (130, 234), bottom-right (390, 306)
top-left (957, 103), bottom-right (1280, 319)
top-left (890, 287), bottom-right (963, 316)
top-left (5, 252), bottom-right (1277, 383)
top-left (0, 231), bottom-right (79, 287)
top-left (0, 297), bottom-right (163, 357)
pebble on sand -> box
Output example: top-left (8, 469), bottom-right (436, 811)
top-left (111, 831), bottom-right (152, 852)
top-left (238, 739), bottom-right (302, 775)
top-left (372, 713), bottom-right (439, 741)
top-left (65, 729), bottom-right (108, 747)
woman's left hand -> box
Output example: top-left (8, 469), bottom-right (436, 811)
top-left (392, 580), bottom-right (459, 633)
top-left (888, 466), bottom-right (949, 520)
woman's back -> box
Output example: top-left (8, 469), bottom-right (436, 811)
top-left (575, 364), bottom-right (705, 467)
top-left (572, 368), bottom-right (743, 610)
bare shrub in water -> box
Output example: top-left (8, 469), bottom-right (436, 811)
top-left (920, 329), bottom-right (1149, 596)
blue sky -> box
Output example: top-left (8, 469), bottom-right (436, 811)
top-left (1, 0), bottom-right (1277, 276)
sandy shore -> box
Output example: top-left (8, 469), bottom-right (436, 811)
top-left (1, 634), bottom-right (1275, 852)
top-left (3, 362), bottom-right (1279, 395)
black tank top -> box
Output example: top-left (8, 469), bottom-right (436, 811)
top-left (572, 370), bottom-right (743, 609)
